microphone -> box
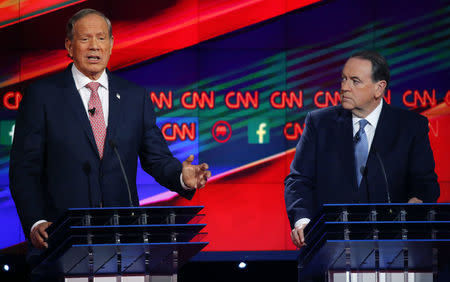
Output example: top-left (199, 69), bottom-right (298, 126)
top-left (109, 140), bottom-right (133, 207)
top-left (83, 162), bottom-right (93, 207)
top-left (361, 165), bottom-right (370, 202)
top-left (373, 149), bottom-right (392, 212)
top-left (88, 107), bottom-right (96, 116)
top-left (354, 134), bottom-right (360, 143)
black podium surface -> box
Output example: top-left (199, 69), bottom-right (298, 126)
top-left (34, 206), bottom-right (208, 278)
top-left (298, 204), bottom-right (450, 280)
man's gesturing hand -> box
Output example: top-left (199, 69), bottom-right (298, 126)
top-left (30, 221), bottom-right (53, 249)
top-left (182, 155), bottom-right (211, 189)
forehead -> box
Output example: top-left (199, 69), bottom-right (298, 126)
top-left (342, 57), bottom-right (373, 78)
top-left (73, 14), bottom-right (108, 34)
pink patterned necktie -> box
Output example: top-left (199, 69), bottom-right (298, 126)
top-left (86, 82), bottom-right (107, 159)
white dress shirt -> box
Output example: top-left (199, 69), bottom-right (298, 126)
top-left (294, 101), bottom-right (384, 229)
top-left (352, 100), bottom-right (383, 154)
top-left (72, 64), bottom-right (109, 125)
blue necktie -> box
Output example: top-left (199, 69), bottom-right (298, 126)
top-left (354, 119), bottom-right (369, 186)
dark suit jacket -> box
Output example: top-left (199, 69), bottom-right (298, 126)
top-left (284, 102), bottom-right (440, 228)
top-left (9, 65), bottom-right (194, 236)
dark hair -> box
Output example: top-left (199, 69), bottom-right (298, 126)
top-left (66, 8), bottom-right (112, 40)
top-left (350, 50), bottom-right (390, 89)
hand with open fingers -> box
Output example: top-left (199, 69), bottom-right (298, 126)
top-left (408, 197), bottom-right (423, 204)
top-left (291, 223), bottom-right (308, 248)
top-left (182, 155), bottom-right (212, 189)
top-left (30, 221), bottom-right (53, 249)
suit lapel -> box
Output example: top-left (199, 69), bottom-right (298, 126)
top-left (365, 101), bottom-right (394, 201)
top-left (371, 101), bottom-right (391, 156)
top-left (62, 65), bottom-right (99, 158)
top-left (104, 71), bottom-right (122, 156)
top-left (336, 107), bottom-right (357, 189)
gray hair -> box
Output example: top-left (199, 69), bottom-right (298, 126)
top-left (66, 8), bottom-right (112, 40)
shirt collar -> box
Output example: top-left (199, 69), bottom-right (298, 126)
top-left (71, 64), bottom-right (109, 91)
top-left (352, 100), bottom-right (383, 128)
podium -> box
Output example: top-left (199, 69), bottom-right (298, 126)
top-left (298, 204), bottom-right (450, 282)
top-left (33, 206), bottom-right (208, 282)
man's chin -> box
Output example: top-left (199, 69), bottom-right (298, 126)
top-left (84, 67), bottom-right (106, 80)
top-left (341, 102), bottom-right (354, 110)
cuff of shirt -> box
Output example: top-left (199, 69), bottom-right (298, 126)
top-left (294, 218), bottom-right (311, 228)
top-left (180, 173), bottom-right (194, 190)
top-left (31, 220), bottom-right (48, 233)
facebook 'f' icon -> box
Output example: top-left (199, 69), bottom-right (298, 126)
top-left (0, 121), bottom-right (15, 146)
top-left (248, 119), bottom-right (270, 144)
top-left (256, 123), bottom-right (267, 143)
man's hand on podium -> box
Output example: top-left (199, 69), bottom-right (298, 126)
top-left (31, 221), bottom-right (53, 249)
top-left (291, 223), bottom-right (308, 248)
top-left (408, 197), bottom-right (423, 204)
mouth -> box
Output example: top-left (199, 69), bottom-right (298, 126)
top-left (87, 56), bottom-right (101, 63)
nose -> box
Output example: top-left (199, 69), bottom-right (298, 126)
top-left (341, 79), bottom-right (350, 93)
top-left (88, 38), bottom-right (99, 50)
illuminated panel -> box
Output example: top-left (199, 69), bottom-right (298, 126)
top-left (422, 101), bottom-right (450, 202)
top-left (198, 0), bottom-right (321, 43)
top-left (144, 149), bottom-right (296, 251)
top-left (0, 0), bottom-right (87, 29)
top-left (1, 0), bottom-right (449, 253)
top-left (0, 0), bottom-right (321, 88)
top-left (3, 50), bottom-right (71, 88)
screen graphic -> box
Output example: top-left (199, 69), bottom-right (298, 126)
top-left (0, 0), bottom-right (449, 255)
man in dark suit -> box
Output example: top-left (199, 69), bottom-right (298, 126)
top-left (9, 8), bottom-right (211, 256)
top-left (285, 50), bottom-right (440, 248)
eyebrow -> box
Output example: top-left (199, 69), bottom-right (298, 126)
top-left (77, 32), bottom-right (107, 36)
top-left (350, 76), bottom-right (362, 81)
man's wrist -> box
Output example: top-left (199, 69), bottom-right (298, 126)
top-left (31, 220), bottom-right (47, 233)
top-left (180, 173), bottom-right (194, 190)
top-left (294, 218), bottom-right (311, 228)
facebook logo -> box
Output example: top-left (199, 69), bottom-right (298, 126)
top-left (0, 121), bottom-right (15, 146)
top-left (248, 120), bottom-right (270, 144)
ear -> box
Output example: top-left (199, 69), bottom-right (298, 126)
top-left (374, 80), bottom-right (387, 98)
top-left (65, 38), bottom-right (73, 59)
top-left (109, 36), bottom-right (114, 53)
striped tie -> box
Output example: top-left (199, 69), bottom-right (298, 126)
top-left (86, 82), bottom-right (107, 159)
top-left (354, 119), bottom-right (369, 186)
